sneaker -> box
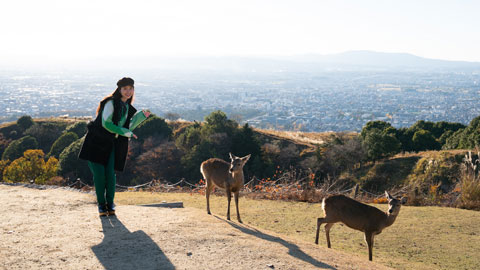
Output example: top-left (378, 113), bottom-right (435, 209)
top-left (107, 203), bottom-right (116, 216)
top-left (98, 204), bottom-right (108, 217)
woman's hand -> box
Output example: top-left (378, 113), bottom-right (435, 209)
top-left (143, 110), bottom-right (151, 118)
top-left (132, 134), bottom-right (138, 139)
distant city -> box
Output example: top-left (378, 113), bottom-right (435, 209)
top-left (2, 52), bottom-right (480, 132)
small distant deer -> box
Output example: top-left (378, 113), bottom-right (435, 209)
top-left (200, 153), bottom-right (251, 223)
top-left (315, 191), bottom-right (407, 261)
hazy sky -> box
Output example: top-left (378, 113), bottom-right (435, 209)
top-left (1, 0), bottom-right (480, 64)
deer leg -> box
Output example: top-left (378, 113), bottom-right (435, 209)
top-left (226, 188), bottom-right (232, 220)
top-left (325, 223), bottom-right (334, 248)
top-left (206, 180), bottom-right (213, 215)
top-left (234, 191), bottom-right (242, 223)
top-left (365, 232), bottom-right (374, 261)
top-left (315, 217), bottom-right (325, 244)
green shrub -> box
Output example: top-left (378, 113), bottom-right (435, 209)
top-left (25, 122), bottom-right (65, 152)
top-left (17, 115), bottom-right (35, 130)
top-left (64, 121), bottom-right (88, 138)
top-left (412, 129), bottom-right (440, 151)
top-left (58, 138), bottom-right (91, 184)
top-left (2, 149), bottom-right (58, 184)
top-left (362, 128), bottom-right (401, 161)
top-left (407, 152), bottom-right (461, 192)
top-left (134, 115), bottom-right (172, 140)
top-left (2, 135), bottom-right (38, 161)
top-left (48, 132), bottom-right (79, 158)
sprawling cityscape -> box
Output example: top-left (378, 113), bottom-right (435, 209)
top-left (1, 65), bottom-right (480, 132)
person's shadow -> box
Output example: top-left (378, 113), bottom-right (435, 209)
top-left (215, 216), bottom-right (336, 270)
top-left (92, 216), bottom-right (175, 270)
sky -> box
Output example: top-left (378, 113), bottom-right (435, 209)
top-left (1, 0), bottom-right (480, 66)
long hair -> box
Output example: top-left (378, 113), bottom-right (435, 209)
top-left (96, 77), bottom-right (135, 125)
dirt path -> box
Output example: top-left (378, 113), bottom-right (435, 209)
top-left (0, 185), bottom-right (390, 270)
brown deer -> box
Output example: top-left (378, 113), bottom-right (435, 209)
top-left (200, 153), bottom-right (251, 223)
top-left (315, 191), bottom-right (407, 261)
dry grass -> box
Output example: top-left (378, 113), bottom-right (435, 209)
top-left (393, 149), bottom-right (469, 159)
top-left (254, 129), bottom-right (342, 146)
top-left (116, 191), bottom-right (480, 270)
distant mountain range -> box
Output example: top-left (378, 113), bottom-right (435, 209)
top-left (131, 51), bottom-right (480, 72)
top-left (285, 50), bottom-right (480, 70)
top-left (8, 51), bottom-right (480, 72)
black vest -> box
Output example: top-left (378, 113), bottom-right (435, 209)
top-left (78, 98), bottom-right (137, 172)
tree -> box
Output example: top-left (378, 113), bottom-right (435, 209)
top-left (361, 121), bottom-right (393, 140)
top-left (396, 127), bottom-right (415, 152)
top-left (412, 129), bottom-right (440, 151)
top-left (2, 135), bottom-right (38, 161)
top-left (25, 122), bottom-right (65, 152)
top-left (17, 115), bottom-right (35, 130)
top-left (316, 136), bottom-right (366, 179)
top-left (64, 121), bottom-right (88, 138)
top-left (440, 116), bottom-right (480, 149)
top-left (175, 125), bottom-right (202, 151)
top-left (202, 110), bottom-right (238, 136)
top-left (363, 128), bottom-right (401, 161)
top-left (181, 141), bottom-right (216, 181)
top-left (2, 149), bottom-right (58, 184)
top-left (134, 115), bottom-right (172, 141)
top-left (443, 128), bottom-right (465, 149)
top-left (175, 111), bottom-right (265, 181)
top-left (48, 132), bottom-right (79, 158)
top-left (232, 123), bottom-right (263, 176)
top-left (133, 141), bottom-right (183, 183)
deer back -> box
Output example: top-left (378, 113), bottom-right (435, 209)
top-left (323, 195), bottom-right (387, 233)
top-left (200, 158), bottom-right (233, 189)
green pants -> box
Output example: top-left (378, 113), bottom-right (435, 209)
top-left (88, 149), bottom-right (116, 205)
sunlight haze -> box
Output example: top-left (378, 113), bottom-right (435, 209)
top-left (1, 0), bottom-right (479, 65)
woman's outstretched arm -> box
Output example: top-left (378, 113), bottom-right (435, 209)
top-left (101, 100), bottom-right (134, 137)
top-left (129, 110), bottom-right (148, 130)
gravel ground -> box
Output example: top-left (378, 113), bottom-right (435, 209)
top-left (0, 185), bottom-right (391, 270)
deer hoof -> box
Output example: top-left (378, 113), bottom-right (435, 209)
top-left (207, 211), bottom-right (211, 215)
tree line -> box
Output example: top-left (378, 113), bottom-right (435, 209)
top-left (0, 113), bottom-right (479, 186)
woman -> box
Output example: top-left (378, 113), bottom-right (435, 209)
top-left (79, 77), bottom-right (150, 216)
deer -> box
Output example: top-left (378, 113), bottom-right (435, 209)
top-left (315, 191), bottom-right (407, 261)
top-left (200, 153), bottom-right (251, 223)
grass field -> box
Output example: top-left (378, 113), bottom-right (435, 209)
top-left (115, 191), bottom-right (480, 270)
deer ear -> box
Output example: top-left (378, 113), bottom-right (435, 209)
top-left (401, 197), bottom-right (408, 205)
top-left (385, 191), bottom-right (393, 200)
top-left (242, 154), bottom-right (251, 162)
top-left (229, 152), bottom-right (234, 160)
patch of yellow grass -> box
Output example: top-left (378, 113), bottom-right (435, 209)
top-left (254, 129), bottom-right (337, 146)
top-left (116, 191), bottom-right (480, 270)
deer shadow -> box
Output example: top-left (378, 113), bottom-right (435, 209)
top-left (92, 216), bottom-right (174, 270)
top-left (215, 216), bottom-right (336, 270)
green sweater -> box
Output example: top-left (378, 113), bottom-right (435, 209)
top-left (101, 100), bottom-right (147, 138)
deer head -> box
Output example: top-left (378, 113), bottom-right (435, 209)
top-left (228, 153), bottom-right (251, 173)
top-left (385, 191), bottom-right (408, 215)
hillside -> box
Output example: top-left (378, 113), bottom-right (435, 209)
top-left (0, 184), bottom-right (390, 270)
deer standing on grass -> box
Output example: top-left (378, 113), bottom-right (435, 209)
top-left (200, 153), bottom-right (251, 223)
top-left (315, 191), bottom-right (407, 261)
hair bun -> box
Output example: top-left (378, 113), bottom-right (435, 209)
top-left (117, 77), bottom-right (134, 88)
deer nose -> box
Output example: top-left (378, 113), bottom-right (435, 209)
top-left (388, 209), bottom-right (393, 214)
